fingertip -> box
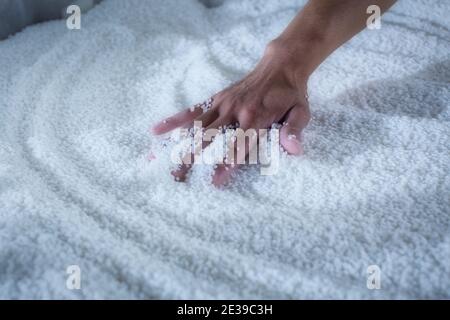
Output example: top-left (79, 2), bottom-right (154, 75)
top-left (150, 123), bottom-right (164, 135)
top-left (282, 138), bottom-right (304, 156)
top-left (212, 165), bottom-right (233, 188)
top-left (171, 170), bottom-right (186, 182)
top-left (171, 164), bottom-right (191, 182)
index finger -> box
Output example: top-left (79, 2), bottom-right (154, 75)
top-left (151, 107), bottom-right (204, 135)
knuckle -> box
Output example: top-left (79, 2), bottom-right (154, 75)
top-left (241, 104), bottom-right (259, 120)
top-left (218, 101), bottom-right (232, 114)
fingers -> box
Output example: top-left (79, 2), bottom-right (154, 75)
top-left (171, 117), bottom-right (227, 182)
top-left (184, 109), bottom-right (219, 130)
top-left (173, 115), bottom-right (237, 184)
top-left (164, 98), bottom-right (310, 186)
top-left (212, 125), bottom-right (257, 188)
top-left (280, 105), bottom-right (310, 155)
top-left (212, 164), bottom-right (238, 188)
top-left (152, 98), bottom-right (216, 135)
top-left (171, 137), bottom-right (215, 181)
top-left (152, 107), bottom-right (204, 135)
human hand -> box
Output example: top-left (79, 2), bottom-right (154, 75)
top-left (152, 42), bottom-right (310, 187)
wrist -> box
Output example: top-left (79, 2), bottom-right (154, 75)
top-left (263, 39), bottom-right (312, 93)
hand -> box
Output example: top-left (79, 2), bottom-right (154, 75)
top-left (152, 42), bottom-right (310, 187)
top-left (152, 0), bottom-right (397, 187)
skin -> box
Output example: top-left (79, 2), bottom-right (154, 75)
top-left (152, 0), bottom-right (397, 187)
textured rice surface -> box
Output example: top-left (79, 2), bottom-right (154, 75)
top-left (0, 0), bottom-right (449, 299)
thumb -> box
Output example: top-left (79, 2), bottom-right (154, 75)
top-left (280, 105), bottom-right (310, 155)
